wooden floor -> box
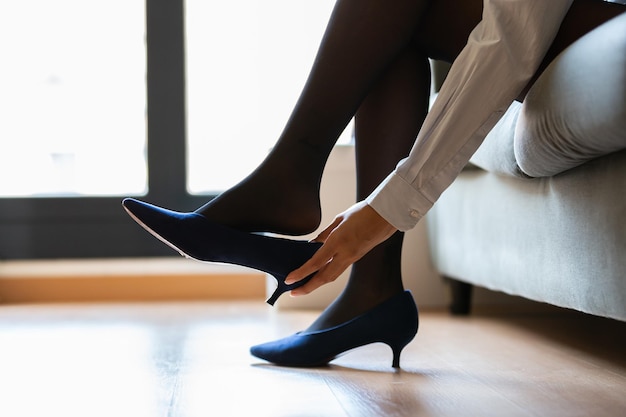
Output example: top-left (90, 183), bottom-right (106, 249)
top-left (0, 301), bottom-right (624, 417)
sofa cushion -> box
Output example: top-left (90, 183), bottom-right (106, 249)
top-left (513, 12), bottom-right (626, 178)
top-left (469, 100), bottom-right (527, 177)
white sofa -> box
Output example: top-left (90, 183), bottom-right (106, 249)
top-left (426, 12), bottom-right (626, 321)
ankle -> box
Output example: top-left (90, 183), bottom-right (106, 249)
top-left (196, 182), bottom-right (321, 235)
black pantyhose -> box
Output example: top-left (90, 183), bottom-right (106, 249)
top-left (306, 48), bottom-right (431, 331)
top-left (195, 0), bottom-right (482, 329)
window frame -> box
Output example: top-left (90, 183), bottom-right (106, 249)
top-left (0, 0), bottom-right (207, 260)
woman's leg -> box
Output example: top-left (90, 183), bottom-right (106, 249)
top-left (306, 47), bottom-right (431, 331)
top-left (195, 0), bottom-right (433, 235)
top-left (305, 0), bottom-right (484, 331)
top-left (123, 0), bottom-right (476, 307)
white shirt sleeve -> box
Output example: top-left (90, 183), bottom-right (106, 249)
top-left (366, 0), bottom-right (573, 231)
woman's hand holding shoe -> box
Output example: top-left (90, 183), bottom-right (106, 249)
top-left (285, 201), bottom-right (398, 296)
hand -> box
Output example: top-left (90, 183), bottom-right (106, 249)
top-left (285, 201), bottom-right (397, 296)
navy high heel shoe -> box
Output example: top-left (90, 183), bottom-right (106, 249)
top-left (122, 198), bottom-right (321, 305)
top-left (250, 290), bottom-right (419, 368)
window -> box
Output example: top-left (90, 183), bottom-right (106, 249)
top-left (0, 1), bottom-right (147, 197)
top-left (0, 0), bottom-right (349, 259)
top-left (0, 0), bottom-right (177, 259)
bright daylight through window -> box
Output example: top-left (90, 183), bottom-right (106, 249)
top-left (0, 1), bottom-right (146, 197)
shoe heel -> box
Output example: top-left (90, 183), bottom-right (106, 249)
top-left (390, 343), bottom-right (406, 368)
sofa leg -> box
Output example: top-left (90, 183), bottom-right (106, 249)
top-left (448, 279), bottom-right (473, 315)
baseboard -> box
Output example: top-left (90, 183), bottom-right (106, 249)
top-left (0, 258), bottom-right (265, 304)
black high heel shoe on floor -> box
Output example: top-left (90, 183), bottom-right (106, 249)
top-left (250, 290), bottom-right (419, 368)
top-left (122, 198), bottom-right (321, 305)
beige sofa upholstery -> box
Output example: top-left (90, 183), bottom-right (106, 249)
top-left (426, 12), bottom-right (626, 321)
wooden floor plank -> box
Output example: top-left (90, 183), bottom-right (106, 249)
top-left (0, 302), bottom-right (624, 417)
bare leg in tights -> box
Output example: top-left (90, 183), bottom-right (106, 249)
top-left (197, 0), bottom-right (623, 329)
top-left (306, 48), bottom-right (431, 331)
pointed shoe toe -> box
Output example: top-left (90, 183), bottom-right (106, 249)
top-left (250, 290), bottom-right (419, 368)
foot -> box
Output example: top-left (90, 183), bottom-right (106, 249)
top-left (196, 174), bottom-right (321, 236)
top-left (250, 291), bottom-right (419, 368)
top-left (195, 142), bottom-right (328, 236)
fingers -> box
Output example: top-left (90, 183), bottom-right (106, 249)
top-left (285, 224), bottom-right (364, 296)
top-left (289, 251), bottom-right (353, 296)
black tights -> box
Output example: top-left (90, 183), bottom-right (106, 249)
top-left (196, 0), bottom-right (624, 329)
